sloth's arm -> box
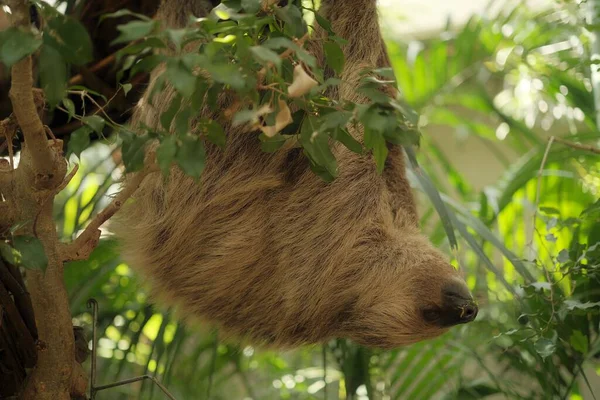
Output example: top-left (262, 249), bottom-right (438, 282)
top-left (313, 0), bottom-right (420, 226)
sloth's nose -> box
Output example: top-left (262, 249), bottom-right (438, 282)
top-left (423, 280), bottom-right (478, 327)
top-left (441, 281), bottom-right (478, 325)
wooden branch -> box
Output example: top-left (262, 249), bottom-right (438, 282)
top-left (56, 163), bottom-right (79, 193)
top-left (70, 360), bottom-right (88, 398)
top-left (61, 167), bottom-right (156, 262)
top-left (552, 136), bottom-right (600, 155)
top-left (6, 3), bottom-right (74, 399)
top-left (7, 0), bottom-right (59, 190)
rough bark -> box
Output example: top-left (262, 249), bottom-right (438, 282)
top-left (4, 1), bottom-right (73, 399)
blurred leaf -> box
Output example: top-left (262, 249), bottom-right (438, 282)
top-left (157, 136), bottom-right (178, 176)
top-left (12, 236), bottom-right (48, 272)
top-left (39, 45), bottom-right (67, 109)
top-left (176, 136), bottom-right (206, 179)
top-left (82, 115), bottom-right (106, 135)
top-left (67, 126), bottom-right (93, 158)
top-left (206, 120), bottom-right (226, 148)
top-left (570, 330), bottom-right (588, 354)
top-left (405, 146), bottom-right (458, 250)
top-left (113, 20), bottom-right (158, 45)
top-left (44, 16), bottom-right (93, 65)
top-left (534, 338), bottom-right (556, 360)
top-left (323, 42), bottom-right (345, 75)
top-left (0, 27), bottom-right (42, 68)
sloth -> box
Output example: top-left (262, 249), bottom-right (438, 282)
top-left (112, 0), bottom-right (478, 349)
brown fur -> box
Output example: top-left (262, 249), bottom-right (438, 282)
top-left (112, 0), bottom-right (470, 349)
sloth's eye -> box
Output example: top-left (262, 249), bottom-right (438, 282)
top-left (422, 307), bottom-right (440, 323)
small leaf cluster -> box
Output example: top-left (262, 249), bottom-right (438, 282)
top-left (34, 1), bottom-right (418, 181)
top-left (493, 204), bottom-right (600, 371)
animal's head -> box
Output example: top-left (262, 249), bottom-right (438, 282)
top-left (336, 230), bottom-right (477, 349)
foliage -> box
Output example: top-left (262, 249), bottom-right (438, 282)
top-left (2, 0), bottom-right (600, 399)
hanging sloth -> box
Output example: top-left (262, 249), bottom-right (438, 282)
top-left (112, 0), bottom-right (478, 349)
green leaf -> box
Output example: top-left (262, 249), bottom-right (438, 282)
top-left (205, 63), bottom-right (247, 90)
top-left (161, 94), bottom-right (182, 131)
top-left (165, 29), bottom-right (188, 51)
top-left (100, 9), bottom-right (152, 22)
top-left (39, 45), bottom-right (67, 110)
top-left (206, 120), bottom-right (226, 148)
top-left (112, 20), bottom-right (158, 45)
top-left (259, 133), bottom-right (287, 153)
top-left (534, 338), bottom-right (556, 360)
top-left (570, 330), bottom-right (588, 354)
top-left (333, 128), bottom-right (363, 154)
top-left (82, 115), bottom-right (106, 134)
top-left (166, 60), bottom-right (197, 98)
top-left (67, 126), bottom-right (92, 158)
top-left (241, 0), bottom-right (261, 13)
top-left (156, 136), bottom-right (178, 176)
top-left (563, 300), bottom-right (600, 311)
top-left (175, 107), bottom-right (193, 136)
top-left (319, 111), bottom-right (352, 132)
top-left (364, 129), bottom-right (388, 174)
top-left (130, 54), bottom-right (165, 78)
top-left (405, 146), bottom-right (459, 251)
top-left (233, 109), bottom-right (260, 126)
top-left (0, 28), bottom-right (42, 68)
top-left (13, 236), bottom-right (48, 272)
top-left (300, 117), bottom-right (338, 179)
top-left (250, 46), bottom-right (281, 69)
top-left (62, 98), bottom-right (76, 122)
top-left (176, 136), bottom-right (206, 179)
top-left (323, 41), bottom-right (345, 75)
top-left (275, 5), bottom-right (307, 38)
top-left (121, 133), bottom-right (149, 172)
top-left (121, 83), bottom-right (133, 96)
top-left (44, 17), bottom-right (93, 65)
top-left (314, 13), bottom-right (334, 35)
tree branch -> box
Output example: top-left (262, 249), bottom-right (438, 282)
top-left (61, 167), bottom-right (157, 262)
top-left (6, 0), bottom-right (59, 190)
top-left (552, 136), bottom-right (600, 155)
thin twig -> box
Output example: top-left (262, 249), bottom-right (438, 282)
top-left (531, 136), bottom-right (556, 333)
top-left (67, 90), bottom-right (123, 128)
top-left (552, 136), bottom-right (600, 155)
top-left (530, 136), bottom-right (555, 249)
top-left (56, 164), bottom-right (79, 193)
top-left (61, 166), bottom-right (157, 262)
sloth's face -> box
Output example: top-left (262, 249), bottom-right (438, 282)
top-left (340, 239), bottom-right (477, 349)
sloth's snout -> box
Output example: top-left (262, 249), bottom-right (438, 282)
top-left (423, 280), bottom-right (478, 327)
top-left (441, 280), bottom-right (478, 325)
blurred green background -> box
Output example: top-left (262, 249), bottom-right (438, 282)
top-left (16, 0), bottom-right (599, 398)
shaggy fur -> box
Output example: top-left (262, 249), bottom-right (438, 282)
top-left (112, 0), bottom-right (471, 349)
